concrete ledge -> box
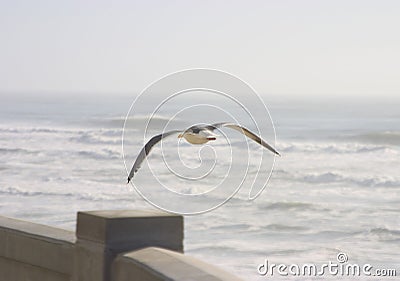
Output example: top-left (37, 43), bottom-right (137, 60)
top-left (74, 209), bottom-right (184, 281)
top-left (112, 247), bottom-right (244, 281)
top-left (76, 210), bottom-right (183, 251)
top-left (0, 215), bottom-right (75, 275)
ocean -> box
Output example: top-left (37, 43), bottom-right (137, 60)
top-left (1, 94), bottom-right (399, 280)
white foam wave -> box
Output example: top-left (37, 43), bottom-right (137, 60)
top-left (0, 186), bottom-right (134, 203)
top-left (352, 227), bottom-right (400, 242)
top-left (70, 131), bottom-right (120, 145)
top-left (75, 148), bottom-right (121, 160)
top-left (281, 171), bottom-right (400, 188)
top-left (0, 127), bottom-right (74, 134)
top-left (279, 142), bottom-right (394, 154)
top-left (0, 186), bottom-right (98, 201)
top-left (0, 148), bottom-right (38, 155)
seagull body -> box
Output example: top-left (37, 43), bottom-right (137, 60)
top-left (178, 125), bottom-right (217, 144)
top-left (127, 122), bottom-right (279, 183)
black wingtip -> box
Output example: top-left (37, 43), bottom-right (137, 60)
top-left (127, 177), bottom-right (131, 184)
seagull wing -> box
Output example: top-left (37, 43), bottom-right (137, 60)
top-left (127, 130), bottom-right (181, 183)
top-left (207, 123), bottom-right (280, 156)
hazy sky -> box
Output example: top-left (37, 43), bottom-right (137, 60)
top-left (1, 0), bottom-right (399, 99)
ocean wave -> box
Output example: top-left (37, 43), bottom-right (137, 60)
top-left (0, 145), bottom-right (120, 161)
top-left (0, 186), bottom-right (133, 202)
top-left (367, 227), bottom-right (400, 236)
top-left (367, 227), bottom-right (400, 241)
top-left (0, 186), bottom-right (99, 201)
top-left (0, 147), bottom-right (40, 155)
top-left (97, 128), bottom-right (123, 137)
top-left (0, 148), bottom-right (28, 154)
top-left (258, 201), bottom-right (320, 212)
top-left (262, 223), bottom-right (309, 232)
top-left (75, 148), bottom-right (121, 160)
top-left (29, 128), bottom-right (62, 133)
top-left (209, 223), bottom-right (253, 231)
top-left (347, 131), bottom-right (400, 145)
top-left (265, 248), bottom-right (310, 256)
top-left (0, 127), bottom-right (73, 134)
top-left (0, 127), bottom-right (125, 144)
top-left (351, 227), bottom-right (400, 242)
top-left (299, 172), bottom-right (400, 188)
top-left (273, 168), bottom-right (400, 188)
top-left (188, 245), bottom-right (240, 253)
top-left (279, 142), bottom-right (393, 154)
top-left (70, 131), bottom-right (121, 145)
top-left (0, 128), bottom-right (20, 133)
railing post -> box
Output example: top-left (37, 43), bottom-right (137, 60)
top-left (72, 210), bottom-right (183, 281)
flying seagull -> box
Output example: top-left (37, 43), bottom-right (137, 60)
top-left (127, 122), bottom-right (280, 183)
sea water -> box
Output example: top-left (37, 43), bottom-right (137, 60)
top-left (0, 94), bottom-right (399, 280)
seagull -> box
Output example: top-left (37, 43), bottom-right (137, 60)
top-left (127, 122), bottom-right (280, 183)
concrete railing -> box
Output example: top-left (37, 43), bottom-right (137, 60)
top-left (0, 210), bottom-right (243, 281)
top-left (0, 215), bottom-right (74, 281)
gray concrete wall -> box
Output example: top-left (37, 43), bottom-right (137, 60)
top-left (0, 215), bottom-right (75, 281)
top-left (0, 210), bottom-right (243, 281)
top-left (73, 210), bottom-right (183, 281)
top-left (112, 247), bottom-right (244, 281)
